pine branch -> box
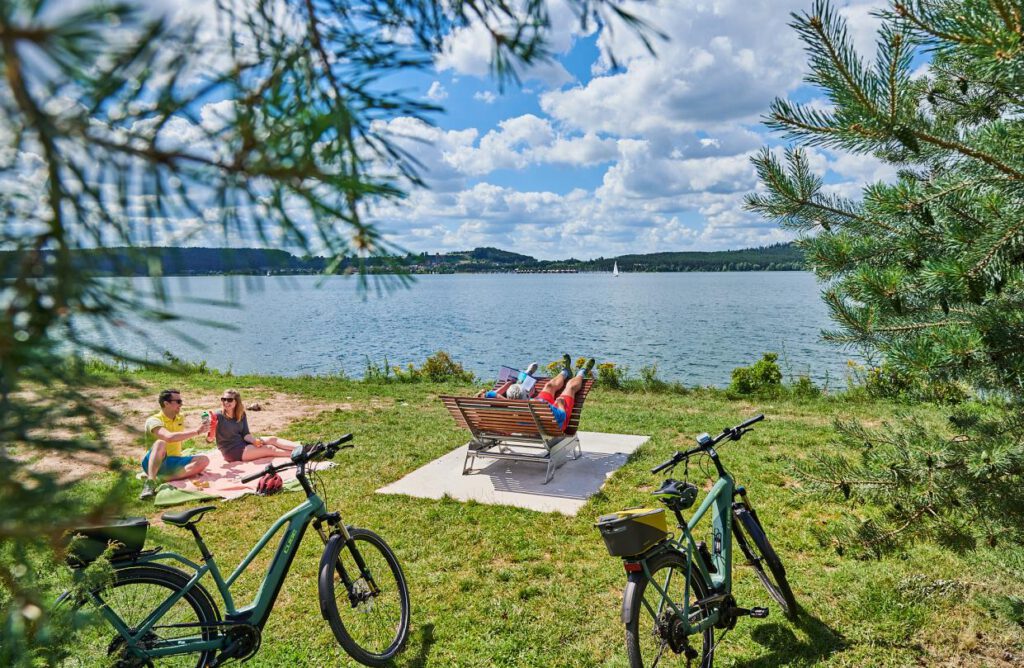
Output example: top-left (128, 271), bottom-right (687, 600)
top-left (875, 318), bottom-right (972, 333)
top-left (965, 216), bottom-right (1024, 278)
top-left (912, 128), bottom-right (1024, 179)
top-left (799, 1), bottom-right (879, 115)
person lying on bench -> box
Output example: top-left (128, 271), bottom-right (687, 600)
top-left (478, 355), bottom-right (596, 430)
top-left (139, 389), bottom-right (211, 500)
top-left (477, 362), bottom-right (539, 399)
top-left (536, 355), bottom-right (595, 430)
top-left (212, 389), bottom-right (301, 462)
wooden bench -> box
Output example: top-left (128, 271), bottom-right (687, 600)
top-left (440, 377), bottom-right (595, 483)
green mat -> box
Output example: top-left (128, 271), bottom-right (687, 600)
top-left (153, 479), bottom-right (303, 507)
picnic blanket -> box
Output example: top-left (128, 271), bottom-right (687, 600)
top-left (151, 448), bottom-right (325, 507)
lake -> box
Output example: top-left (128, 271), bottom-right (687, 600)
top-left (105, 272), bottom-right (854, 387)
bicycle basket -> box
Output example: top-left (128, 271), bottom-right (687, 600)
top-left (596, 508), bottom-right (668, 557)
top-left (64, 517), bottom-right (149, 568)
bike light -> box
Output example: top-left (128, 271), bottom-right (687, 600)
top-left (623, 562), bottom-right (643, 573)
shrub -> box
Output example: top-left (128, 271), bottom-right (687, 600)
top-left (364, 351), bottom-right (474, 384)
top-left (420, 351), bottom-right (475, 383)
top-left (364, 356), bottom-right (392, 381)
top-left (597, 362), bottom-right (624, 389)
top-left (788, 374), bottom-right (821, 398)
top-left (729, 353), bottom-right (782, 395)
top-left (846, 361), bottom-right (968, 404)
top-left (639, 364), bottom-right (667, 392)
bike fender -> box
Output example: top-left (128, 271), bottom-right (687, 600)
top-left (621, 579), bottom-right (640, 624)
top-left (318, 533), bottom-right (346, 621)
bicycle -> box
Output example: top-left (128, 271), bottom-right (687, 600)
top-left (596, 414), bottom-right (796, 668)
top-left (59, 434), bottom-right (411, 667)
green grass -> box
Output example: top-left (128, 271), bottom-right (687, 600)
top-left (59, 370), bottom-right (1024, 666)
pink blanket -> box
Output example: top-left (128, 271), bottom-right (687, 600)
top-left (167, 448), bottom-right (299, 501)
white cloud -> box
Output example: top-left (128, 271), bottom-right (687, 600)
top-left (839, 1), bottom-right (889, 62)
top-left (426, 81), bottom-right (448, 101)
top-left (474, 91), bottom-right (497, 104)
top-left (543, 0), bottom-right (812, 140)
top-left (436, 21), bottom-right (573, 88)
top-left (376, 114), bottom-right (619, 181)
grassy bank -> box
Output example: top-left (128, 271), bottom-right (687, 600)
top-left (49, 369), bottom-right (1024, 666)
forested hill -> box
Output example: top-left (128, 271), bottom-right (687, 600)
top-left (580, 243), bottom-right (803, 273)
top-left (0, 243), bottom-right (803, 276)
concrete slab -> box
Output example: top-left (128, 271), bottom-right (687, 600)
top-left (376, 431), bottom-right (648, 516)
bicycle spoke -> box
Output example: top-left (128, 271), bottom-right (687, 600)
top-left (60, 568), bottom-right (213, 668)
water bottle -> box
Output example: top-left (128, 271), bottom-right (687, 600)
top-left (204, 411), bottom-right (218, 441)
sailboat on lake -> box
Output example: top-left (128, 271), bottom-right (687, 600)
top-left (612, 261), bottom-right (619, 277)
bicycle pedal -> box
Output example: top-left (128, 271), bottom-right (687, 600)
top-left (750, 607), bottom-right (769, 618)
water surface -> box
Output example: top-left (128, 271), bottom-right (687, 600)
top-left (105, 272), bottom-right (851, 387)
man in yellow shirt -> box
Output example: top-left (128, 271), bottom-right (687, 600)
top-left (139, 389), bottom-right (211, 500)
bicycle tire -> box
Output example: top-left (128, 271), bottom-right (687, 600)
top-left (624, 549), bottom-right (714, 668)
top-left (318, 528), bottom-right (410, 666)
top-left (58, 563), bottom-right (219, 667)
top-left (733, 505), bottom-right (797, 618)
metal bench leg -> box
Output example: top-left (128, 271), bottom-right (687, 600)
top-left (543, 457), bottom-right (555, 484)
top-left (463, 446), bottom-right (476, 475)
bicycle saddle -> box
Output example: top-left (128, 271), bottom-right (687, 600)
top-left (652, 478), bottom-right (699, 510)
top-left (162, 505), bottom-right (217, 527)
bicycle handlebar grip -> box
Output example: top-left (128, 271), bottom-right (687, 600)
top-left (651, 453), bottom-right (680, 474)
top-left (241, 464), bottom-right (273, 484)
top-left (737, 414), bottom-right (765, 430)
top-left (326, 433), bottom-right (354, 448)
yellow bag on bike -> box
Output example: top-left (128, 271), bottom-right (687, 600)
top-left (596, 508), bottom-right (668, 557)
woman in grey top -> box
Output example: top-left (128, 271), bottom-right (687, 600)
top-left (212, 389), bottom-right (300, 462)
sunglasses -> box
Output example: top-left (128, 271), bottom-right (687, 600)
top-left (167, 399), bottom-right (184, 405)
top-left (220, 397), bottom-right (236, 403)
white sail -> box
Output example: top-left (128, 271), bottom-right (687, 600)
top-left (613, 261), bottom-right (619, 277)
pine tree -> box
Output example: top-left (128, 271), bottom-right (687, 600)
top-left (0, 1), bottom-right (655, 662)
top-left (746, 0), bottom-right (1024, 552)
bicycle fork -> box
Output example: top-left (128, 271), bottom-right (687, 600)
top-left (313, 513), bottom-right (382, 607)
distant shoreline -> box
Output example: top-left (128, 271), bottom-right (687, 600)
top-left (96, 267), bottom-right (814, 278)
top-left (1, 243), bottom-right (805, 277)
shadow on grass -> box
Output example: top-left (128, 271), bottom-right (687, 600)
top-left (404, 621), bottom-right (436, 668)
top-left (735, 604), bottom-right (846, 667)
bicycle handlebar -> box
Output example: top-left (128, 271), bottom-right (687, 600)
top-left (239, 433), bottom-right (355, 483)
top-left (736, 413), bottom-right (765, 430)
top-left (241, 464), bottom-right (290, 483)
top-left (650, 414), bottom-right (765, 474)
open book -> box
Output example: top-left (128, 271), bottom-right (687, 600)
top-left (497, 365), bottom-right (537, 396)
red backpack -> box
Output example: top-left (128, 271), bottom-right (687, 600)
top-left (256, 472), bottom-right (283, 496)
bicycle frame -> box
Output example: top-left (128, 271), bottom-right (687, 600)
top-left (631, 452), bottom-right (735, 637)
top-left (87, 491), bottom-right (336, 660)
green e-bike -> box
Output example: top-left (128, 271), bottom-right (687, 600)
top-left (60, 434), bottom-right (410, 667)
top-left (598, 415), bottom-right (796, 667)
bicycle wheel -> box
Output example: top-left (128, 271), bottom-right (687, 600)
top-left (624, 549), bottom-right (714, 668)
top-left (58, 564), bottom-right (219, 667)
top-left (318, 528), bottom-right (410, 666)
top-left (733, 505), bottom-right (797, 618)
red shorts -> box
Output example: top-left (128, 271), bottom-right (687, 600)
top-left (536, 391), bottom-right (574, 428)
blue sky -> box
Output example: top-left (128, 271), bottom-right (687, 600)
top-left (143, 1), bottom-right (900, 260)
top-left (343, 0), bottom-right (900, 260)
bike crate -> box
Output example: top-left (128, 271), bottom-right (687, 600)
top-left (596, 508), bottom-right (668, 557)
top-left (64, 517), bottom-right (149, 568)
